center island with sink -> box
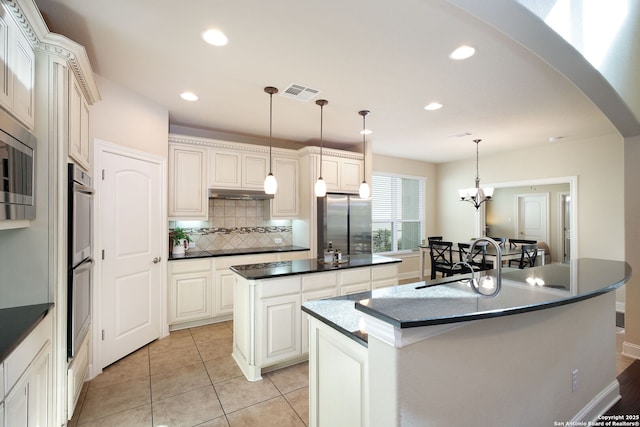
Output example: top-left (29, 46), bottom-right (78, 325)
top-left (301, 258), bottom-right (630, 427)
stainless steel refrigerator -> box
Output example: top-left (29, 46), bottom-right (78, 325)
top-left (317, 193), bottom-right (372, 256)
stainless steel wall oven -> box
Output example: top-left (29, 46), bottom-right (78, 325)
top-left (68, 163), bottom-right (94, 358)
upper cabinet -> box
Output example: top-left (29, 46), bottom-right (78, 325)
top-left (302, 147), bottom-right (364, 194)
top-left (208, 148), bottom-right (268, 190)
top-left (270, 155), bottom-right (299, 218)
top-left (0, 3), bottom-right (35, 130)
top-left (68, 73), bottom-right (91, 170)
top-left (169, 143), bottom-right (208, 220)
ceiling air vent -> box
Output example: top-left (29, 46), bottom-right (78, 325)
top-left (281, 83), bottom-right (320, 102)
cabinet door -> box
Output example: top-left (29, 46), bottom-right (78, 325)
top-left (169, 270), bottom-right (213, 324)
top-left (321, 157), bottom-right (340, 191)
top-left (242, 153), bottom-right (268, 189)
top-left (340, 158), bottom-right (363, 193)
top-left (209, 149), bottom-right (241, 188)
top-left (260, 294), bottom-right (302, 365)
top-left (11, 25), bottom-right (34, 129)
top-left (168, 144), bottom-right (208, 220)
top-left (0, 9), bottom-right (10, 108)
top-left (69, 76), bottom-right (90, 170)
top-left (340, 282), bottom-right (370, 296)
top-left (28, 345), bottom-right (51, 427)
top-left (4, 379), bottom-right (27, 427)
top-left (301, 287), bottom-right (338, 354)
top-left (270, 156), bottom-right (299, 218)
top-left (214, 269), bottom-right (235, 316)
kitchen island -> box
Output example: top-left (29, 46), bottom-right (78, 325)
top-left (230, 255), bottom-right (401, 381)
top-left (302, 259), bottom-right (630, 426)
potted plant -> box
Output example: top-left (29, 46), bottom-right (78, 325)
top-left (172, 227), bottom-right (192, 255)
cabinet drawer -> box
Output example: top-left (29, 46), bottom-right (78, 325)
top-left (170, 258), bottom-right (212, 274)
top-left (4, 311), bottom-right (51, 393)
top-left (260, 277), bottom-right (301, 298)
top-left (302, 271), bottom-right (337, 292)
top-left (371, 264), bottom-right (398, 280)
top-left (339, 268), bottom-right (371, 286)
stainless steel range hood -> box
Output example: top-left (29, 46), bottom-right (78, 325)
top-left (208, 188), bottom-right (274, 200)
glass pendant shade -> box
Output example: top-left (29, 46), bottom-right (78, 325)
top-left (315, 177), bottom-right (327, 197)
top-left (264, 172), bottom-right (277, 194)
top-left (359, 181), bottom-right (370, 199)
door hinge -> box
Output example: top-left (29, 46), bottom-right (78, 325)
top-left (102, 330), bottom-right (105, 340)
top-left (102, 249), bottom-right (105, 260)
top-left (102, 169), bottom-right (105, 180)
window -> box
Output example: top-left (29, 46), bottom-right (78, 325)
top-left (372, 174), bottom-right (425, 253)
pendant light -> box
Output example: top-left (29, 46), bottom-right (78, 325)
top-left (457, 139), bottom-right (494, 209)
top-left (358, 110), bottom-right (371, 199)
top-left (263, 86), bottom-right (278, 195)
top-left (314, 99), bottom-right (328, 197)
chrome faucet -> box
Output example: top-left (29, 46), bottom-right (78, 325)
top-left (468, 237), bottom-right (502, 297)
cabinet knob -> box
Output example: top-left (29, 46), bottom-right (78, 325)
top-left (153, 257), bottom-right (161, 264)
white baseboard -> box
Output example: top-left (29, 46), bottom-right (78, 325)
top-left (571, 380), bottom-right (620, 423)
top-left (622, 340), bottom-right (640, 360)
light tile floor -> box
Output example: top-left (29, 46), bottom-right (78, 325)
top-left (69, 322), bottom-right (633, 426)
top-left (69, 321), bottom-right (308, 427)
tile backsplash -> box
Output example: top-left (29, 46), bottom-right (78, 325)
top-left (170, 199), bottom-right (292, 251)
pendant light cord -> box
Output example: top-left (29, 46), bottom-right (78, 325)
top-left (269, 91), bottom-right (273, 173)
top-left (316, 99), bottom-right (328, 178)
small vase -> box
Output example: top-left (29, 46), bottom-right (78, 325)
top-left (172, 239), bottom-right (186, 255)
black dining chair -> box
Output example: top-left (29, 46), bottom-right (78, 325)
top-left (427, 236), bottom-right (443, 243)
top-left (508, 243), bottom-right (539, 268)
top-left (508, 238), bottom-right (537, 249)
top-left (488, 237), bottom-right (506, 247)
top-left (458, 242), bottom-right (491, 271)
top-left (429, 241), bottom-right (462, 279)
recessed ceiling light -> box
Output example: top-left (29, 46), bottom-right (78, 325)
top-left (180, 92), bottom-right (198, 101)
top-left (360, 129), bottom-right (372, 135)
top-left (424, 102), bottom-right (443, 111)
top-left (449, 45), bottom-right (476, 60)
top-left (202, 29), bottom-right (228, 46)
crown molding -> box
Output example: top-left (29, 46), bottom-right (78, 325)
top-left (298, 145), bottom-right (363, 161)
top-left (169, 134), bottom-right (299, 159)
top-left (2, 0), bottom-right (101, 104)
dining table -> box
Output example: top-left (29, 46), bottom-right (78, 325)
top-left (418, 243), bottom-right (546, 280)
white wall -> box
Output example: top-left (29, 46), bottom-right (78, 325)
top-left (91, 74), bottom-right (169, 158)
top-left (436, 133), bottom-right (624, 261)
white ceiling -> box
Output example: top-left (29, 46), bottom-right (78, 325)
top-left (33, 0), bottom-right (617, 163)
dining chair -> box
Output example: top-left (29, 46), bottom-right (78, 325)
top-left (488, 237), bottom-right (506, 247)
top-left (508, 238), bottom-right (537, 249)
top-left (427, 236), bottom-right (443, 243)
top-left (458, 242), bottom-right (491, 271)
top-left (508, 243), bottom-right (539, 268)
top-left (429, 241), bottom-right (462, 279)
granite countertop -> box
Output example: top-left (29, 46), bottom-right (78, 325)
top-left (230, 254), bottom-right (402, 280)
top-left (0, 303), bottom-right (54, 362)
top-left (302, 258), bottom-right (629, 346)
top-left (169, 245), bottom-right (310, 261)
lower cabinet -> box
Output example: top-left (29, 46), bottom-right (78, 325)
top-left (233, 264), bottom-right (398, 381)
top-left (168, 259), bottom-right (214, 325)
top-left (3, 311), bottom-right (52, 427)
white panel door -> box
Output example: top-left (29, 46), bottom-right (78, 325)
top-left (101, 150), bottom-right (163, 367)
top-left (517, 194), bottom-right (548, 242)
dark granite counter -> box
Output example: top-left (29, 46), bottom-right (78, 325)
top-left (230, 254), bottom-right (401, 280)
top-left (302, 258), bottom-right (629, 346)
top-left (0, 303), bottom-right (54, 362)
top-left (169, 245), bottom-right (309, 261)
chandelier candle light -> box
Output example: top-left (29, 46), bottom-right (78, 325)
top-left (314, 99), bottom-right (329, 197)
top-left (263, 86), bottom-right (278, 195)
top-left (458, 139), bottom-right (494, 209)
top-left (358, 110), bottom-right (371, 199)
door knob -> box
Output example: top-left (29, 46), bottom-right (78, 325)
top-left (153, 257), bottom-right (161, 263)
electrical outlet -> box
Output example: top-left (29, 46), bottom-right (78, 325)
top-left (188, 241), bottom-right (196, 248)
top-left (572, 369), bottom-right (578, 391)
top-left (274, 238), bottom-right (283, 244)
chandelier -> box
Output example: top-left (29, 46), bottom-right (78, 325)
top-left (458, 139), bottom-right (494, 209)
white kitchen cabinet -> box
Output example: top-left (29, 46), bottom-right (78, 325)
top-left (214, 268), bottom-right (235, 317)
top-left (301, 271), bottom-right (338, 354)
top-left (168, 258), bottom-right (214, 325)
top-left (303, 147), bottom-right (364, 194)
top-left (208, 148), bottom-right (268, 190)
top-left (371, 264), bottom-right (399, 290)
top-left (168, 143), bottom-right (208, 220)
top-left (68, 73), bottom-right (91, 170)
top-left (3, 311), bottom-right (52, 427)
top-left (339, 268), bottom-right (371, 296)
top-left (0, 3), bottom-right (35, 130)
top-left (340, 158), bottom-right (363, 193)
top-left (270, 156), bottom-right (299, 218)
top-left (260, 293), bottom-right (302, 365)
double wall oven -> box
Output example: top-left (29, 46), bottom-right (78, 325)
top-left (67, 163), bottom-right (94, 359)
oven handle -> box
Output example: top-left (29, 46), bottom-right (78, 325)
top-left (73, 182), bottom-right (95, 195)
top-left (74, 257), bottom-right (94, 272)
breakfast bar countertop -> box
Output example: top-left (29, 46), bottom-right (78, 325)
top-left (229, 254), bottom-right (402, 280)
top-left (302, 258), bottom-right (629, 346)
